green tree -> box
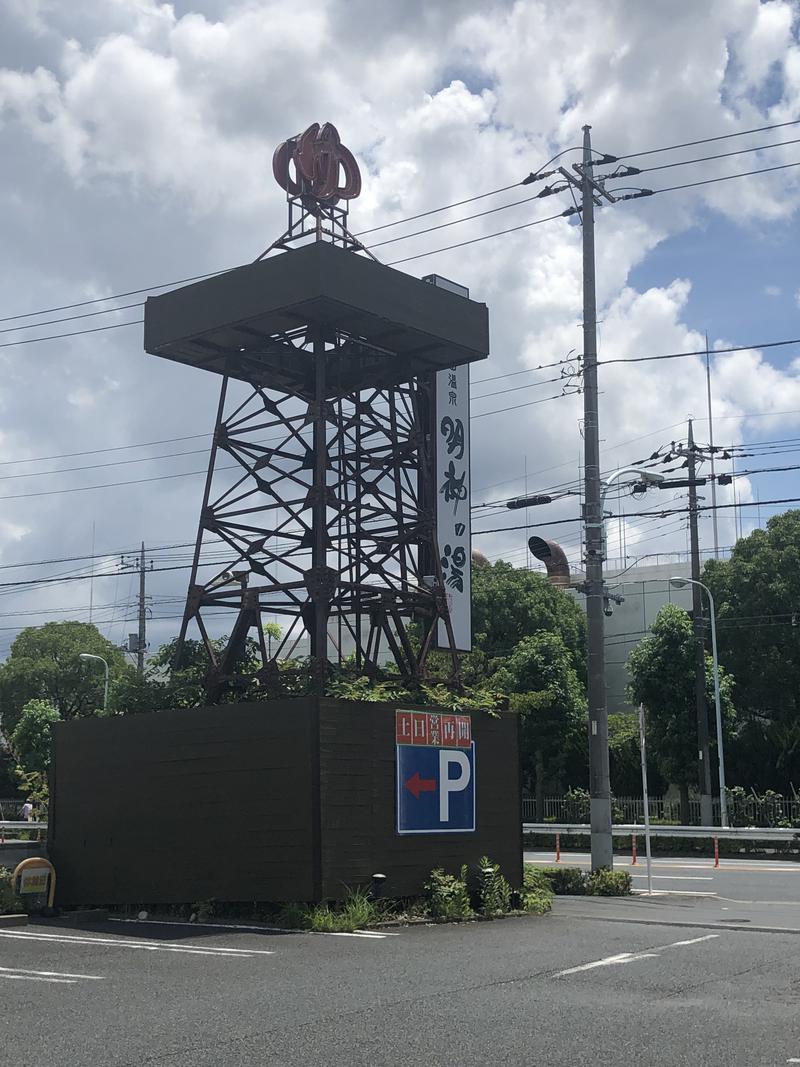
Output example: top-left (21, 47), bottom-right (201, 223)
top-left (703, 510), bottom-right (800, 789)
top-left (626, 603), bottom-right (735, 821)
top-left (491, 631), bottom-right (586, 817)
top-left (0, 622), bottom-right (128, 736)
top-left (9, 699), bottom-right (61, 776)
top-left (466, 560), bottom-right (586, 680)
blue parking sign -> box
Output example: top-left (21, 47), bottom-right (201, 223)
top-left (396, 741), bottom-right (476, 835)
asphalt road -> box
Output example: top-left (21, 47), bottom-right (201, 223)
top-left (3, 901), bottom-right (800, 1066)
top-left (525, 848), bottom-right (800, 901)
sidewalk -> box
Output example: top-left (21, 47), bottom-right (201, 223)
top-left (553, 891), bottom-right (800, 935)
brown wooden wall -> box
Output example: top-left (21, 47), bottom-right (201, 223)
top-left (49, 700), bottom-right (318, 906)
top-left (49, 698), bottom-right (520, 906)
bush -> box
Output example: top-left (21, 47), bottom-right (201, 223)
top-left (278, 887), bottom-right (383, 933)
top-left (521, 890), bottom-right (552, 915)
top-left (278, 901), bottom-right (311, 929)
top-left (0, 867), bottom-right (19, 915)
top-left (521, 864), bottom-right (554, 914)
top-left (423, 868), bottom-right (473, 921)
top-left (586, 868), bottom-right (632, 896)
top-left (540, 866), bottom-right (587, 895)
top-left (523, 864), bottom-right (553, 896)
top-left (469, 856), bottom-right (512, 917)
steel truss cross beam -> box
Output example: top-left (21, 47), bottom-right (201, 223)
top-left (174, 325), bottom-right (460, 701)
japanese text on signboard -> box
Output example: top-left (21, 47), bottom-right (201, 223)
top-left (435, 361), bottom-right (471, 651)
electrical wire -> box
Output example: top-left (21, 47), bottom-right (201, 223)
top-left (634, 136), bottom-right (800, 174)
top-left (616, 118), bottom-right (800, 161)
top-left (642, 158), bottom-right (800, 196)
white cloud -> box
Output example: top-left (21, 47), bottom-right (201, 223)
top-left (0, 0), bottom-right (797, 648)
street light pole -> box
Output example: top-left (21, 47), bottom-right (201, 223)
top-left (79, 653), bottom-right (109, 712)
top-left (669, 577), bottom-right (729, 828)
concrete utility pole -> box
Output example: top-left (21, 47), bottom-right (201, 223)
top-left (551, 126), bottom-right (651, 868)
top-left (578, 127), bottom-right (613, 869)
top-left (121, 544), bottom-right (153, 677)
top-left (685, 421), bottom-right (714, 824)
top-left (137, 542), bottom-right (147, 677)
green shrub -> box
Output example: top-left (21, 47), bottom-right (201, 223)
top-left (292, 887), bottom-right (384, 933)
top-left (521, 890), bottom-right (552, 915)
top-left (540, 865), bottom-right (588, 895)
top-left (338, 886), bottom-right (382, 930)
top-left (587, 867), bottom-right (632, 896)
top-left (423, 868), bottom-right (473, 921)
top-left (523, 864), bottom-right (553, 896)
top-left (0, 867), bottom-right (18, 915)
top-left (278, 901), bottom-right (311, 929)
top-left (464, 856), bottom-right (511, 917)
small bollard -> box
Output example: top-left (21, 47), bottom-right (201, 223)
top-left (371, 873), bottom-right (387, 899)
top-left (713, 836), bottom-right (720, 869)
top-left (555, 833), bottom-right (561, 863)
top-left (631, 834), bottom-right (638, 866)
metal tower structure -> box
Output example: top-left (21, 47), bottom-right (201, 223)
top-left (144, 123), bottom-right (488, 700)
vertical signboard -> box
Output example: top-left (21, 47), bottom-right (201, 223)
top-left (423, 274), bottom-right (472, 653)
top-left (395, 710), bottom-right (476, 835)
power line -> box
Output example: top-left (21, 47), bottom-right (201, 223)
top-left (643, 158), bottom-right (800, 196)
top-left (634, 136), bottom-right (800, 175)
top-left (598, 335), bottom-right (800, 368)
top-left (354, 182), bottom-right (523, 237)
top-left (0, 318), bottom-right (143, 350)
top-left (385, 210), bottom-right (571, 266)
top-left (617, 118), bottom-right (800, 161)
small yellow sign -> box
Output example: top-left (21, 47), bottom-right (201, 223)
top-left (19, 870), bottom-right (49, 895)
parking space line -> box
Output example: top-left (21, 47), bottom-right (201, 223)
top-left (0, 931), bottom-right (273, 958)
top-left (555, 933), bottom-right (720, 977)
top-left (0, 965), bottom-right (105, 980)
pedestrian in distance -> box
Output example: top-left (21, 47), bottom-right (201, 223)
top-left (21, 799), bottom-right (33, 822)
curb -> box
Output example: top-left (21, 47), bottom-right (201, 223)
top-left (0, 913), bottom-right (28, 927)
top-left (561, 911), bottom-right (800, 936)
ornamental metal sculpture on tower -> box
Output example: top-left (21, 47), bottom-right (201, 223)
top-left (144, 123), bottom-right (489, 701)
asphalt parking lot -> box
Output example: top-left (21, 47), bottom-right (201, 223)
top-left (3, 890), bottom-right (800, 1067)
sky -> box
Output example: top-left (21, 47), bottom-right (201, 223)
top-left (0, 0), bottom-right (798, 660)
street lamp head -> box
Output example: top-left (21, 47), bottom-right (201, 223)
top-left (669, 576), bottom-right (689, 589)
top-left (79, 653), bottom-right (94, 661)
top-left (639, 471), bottom-right (665, 486)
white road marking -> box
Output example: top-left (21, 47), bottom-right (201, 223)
top-left (556, 951), bottom-right (660, 976)
top-left (0, 930), bottom-right (272, 958)
top-left (665, 935), bottom-right (719, 948)
top-left (0, 965), bottom-right (105, 980)
top-left (555, 933), bottom-right (720, 978)
top-left (631, 875), bottom-right (713, 881)
top-left (0, 973), bottom-right (77, 985)
top-left (325, 931), bottom-right (387, 939)
top-left (110, 917), bottom-right (400, 938)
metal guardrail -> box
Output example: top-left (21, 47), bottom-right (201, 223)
top-left (0, 821), bottom-right (47, 835)
top-left (523, 822), bottom-right (800, 841)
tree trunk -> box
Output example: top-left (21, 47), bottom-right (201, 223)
top-left (679, 781), bottom-right (690, 825)
top-left (535, 749), bottom-right (545, 821)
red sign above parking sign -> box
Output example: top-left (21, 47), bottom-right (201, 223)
top-left (396, 710), bottom-right (476, 835)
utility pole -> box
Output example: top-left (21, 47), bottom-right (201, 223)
top-left (685, 421), bottom-right (714, 825)
top-left (535, 127), bottom-right (650, 868)
top-left (705, 338), bottom-right (720, 558)
top-left (121, 543), bottom-right (153, 677)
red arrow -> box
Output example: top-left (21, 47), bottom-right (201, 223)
top-left (405, 771), bottom-right (436, 799)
